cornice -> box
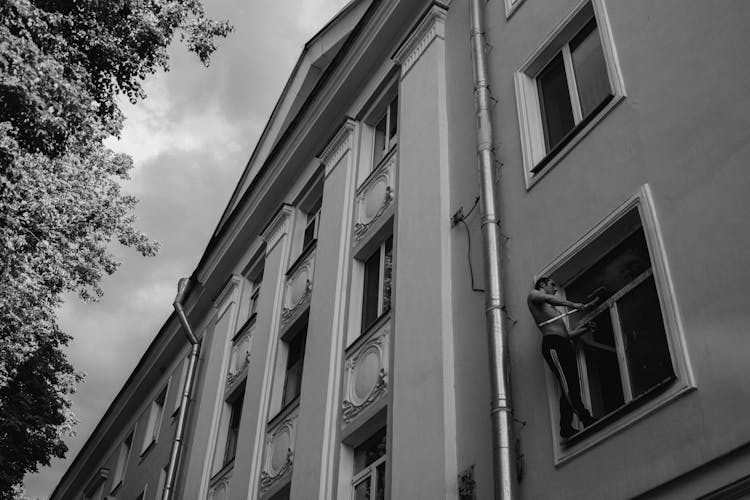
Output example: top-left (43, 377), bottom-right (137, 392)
top-left (318, 118), bottom-right (357, 178)
top-left (392, 4), bottom-right (449, 78)
top-left (261, 204), bottom-right (295, 253)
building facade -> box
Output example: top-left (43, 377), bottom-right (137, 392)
top-left (52, 1), bottom-right (750, 499)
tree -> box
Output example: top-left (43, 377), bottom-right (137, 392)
top-left (0, 0), bottom-right (232, 495)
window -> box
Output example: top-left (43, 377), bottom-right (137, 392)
top-left (566, 226), bottom-right (674, 417)
top-left (111, 431), bottom-right (133, 492)
top-left (539, 187), bottom-right (693, 459)
top-left (372, 96), bottom-right (398, 168)
top-left (223, 388), bottom-right (245, 465)
top-left (249, 275), bottom-right (262, 317)
top-left (352, 427), bottom-right (387, 500)
top-left (302, 197), bottom-right (321, 249)
top-left (83, 468), bottom-right (109, 500)
top-left (515, 0), bottom-right (625, 185)
top-left (281, 326), bottom-right (307, 408)
top-left (141, 387), bottom-right (167, 454)
top-left (361, 237), bottom-right (393, 333)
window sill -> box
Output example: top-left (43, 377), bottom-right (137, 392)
top-left (554, 375), bottom-right (695, 465)
top-left (268, 396), bottom-right (300, 428)
top-left (210, 458), bottom-right (235, 486)
top-left (347, 311), bottom-right (391, 353)
top-left (139, 439), bottom-right (156, 460)
top-left (110, 480), bottom-right (123, 496)
top-left (286, 239), bottom-right (317, 277)
top-left (525, 93), bottom-right (622, 190)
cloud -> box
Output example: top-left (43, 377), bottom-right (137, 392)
top-left (23, 0), bottom-right (354, 497)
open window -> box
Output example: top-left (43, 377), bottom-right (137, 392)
top-left (515, 0), bottom-right (625, 186)
top-left (352, 426), bottom-right (387, 500)
top-left (372, 95), bottom-right (398, 170)
top-left (539, 187), bottom-right (693, 460)
top-left (361, 236), bottom-right (393, 334)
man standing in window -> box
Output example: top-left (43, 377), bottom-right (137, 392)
top-left (528, 277), bottom-right (597, 439)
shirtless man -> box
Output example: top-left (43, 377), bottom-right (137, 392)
top-left (528, 276), bottom-right (597, 439)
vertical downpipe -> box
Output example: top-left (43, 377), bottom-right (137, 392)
top-left (468, 1), bottom-right (516, 498)
top-left (164, 278), bottom-right (201, 500)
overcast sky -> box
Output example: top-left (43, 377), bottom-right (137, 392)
top-left (23, 0), bottom-right (351, 497)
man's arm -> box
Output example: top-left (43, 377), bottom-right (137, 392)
top-left (528, 290), bottom-right (585, 310)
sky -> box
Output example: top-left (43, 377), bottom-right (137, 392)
top-left (23, 0), bottom-right (352, 497)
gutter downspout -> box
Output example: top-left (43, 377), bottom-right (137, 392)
top-left (163, 277), bottom-right (201, 500)
top-left (468, 1), bottom-right (517, 498)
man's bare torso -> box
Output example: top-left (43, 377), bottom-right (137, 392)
top-left (527, 295), bottom-right (569, 338)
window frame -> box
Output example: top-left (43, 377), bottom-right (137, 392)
top-left (141, 385), bottom-right (167, 456)
top-left (110, 430), bottom-right (134, 493)
top-left (360, 236), bottom-right (393, 335)
top-left (514, 0), bottom-right (626, 189)
top-left (535, 185), bottom-right (694, 463)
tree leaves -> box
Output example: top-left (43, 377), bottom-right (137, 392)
top-left (0, 0), bottom-right (232, 495)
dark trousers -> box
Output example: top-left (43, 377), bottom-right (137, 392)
top-left (541, 335), bottom-right (591, 430)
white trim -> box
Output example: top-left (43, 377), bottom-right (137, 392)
top-left (514, 0), bottom-right (626, 189)
top-left (320, 119), bottom-right (357, 178)
top-left (261, 205), bottom-right (295, 253)
top-left (504, 0), bottom-right (526, 19)
top-left (392, 5), bottom-right (447, 78)
top-left (536, 184), bottom-right (695, 464)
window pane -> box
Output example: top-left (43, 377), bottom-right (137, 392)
top-left (388, 97), bottom-right (398, 143)
top-left (354, 478), bottom-right (371, 500)
top-left (571, 21), bottom-right (611, 119)
top-left (362, 250), bottom-right (381, 332)
top-left (382, 238), bottom-right (393, 315)
top-left (354, 427), bottom-right (387, 473)
top-left (618, 276), bottom-right (674, 397)
top-left (375, 462), bottom-right (386, 500)
top-left (582, 311), bottom-right (625, 416)
top-left (537, 53), bottom-right (575, 152)
top-left (373, 114), bottom-right (387, 167)
top-left (282, 331), bottom-right (306, 406)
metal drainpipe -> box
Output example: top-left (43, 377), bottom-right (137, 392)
top-left (163, 278), bottom-right (201, 500)
top-left (468, 0), bottom-right (517, 498)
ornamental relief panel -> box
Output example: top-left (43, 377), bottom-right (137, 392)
top-left (280, 248), bottom-right (315, 327)
top-left (207, 467), bottom-right (231, 500)
top-left (260, 408), bottom-right (298, 496)
top-left (342, 322), bottom-right (391, 425)
top-left (354, 150), bottom-right (396, 245)
top-left (226, 324), bottom-right (253, 387)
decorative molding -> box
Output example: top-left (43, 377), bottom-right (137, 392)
top-left (259, 450), bottom-right (293, 495)
top-left (353, 150), bottom-right (396, 245)
top-left (280, 246), bottom-right (315, 327)
top-left (392, 4), bottom-right (448, 77)
top-left (342, 322), bottom-right (390, 424)
top-left (342, 370), bottom-right (387, 424)
top-left (261, 204), bottom-right (295, 253)
top-left (260, 411), bottom-right (297, 496)
top-left (280, 282), bottom-right (311, 324)
top-left (208, 467), bottom-right (232, 500)
top-left (226, 326), bottom-right (252, 386)
top-left (319, 119), bottom-right (357, 177)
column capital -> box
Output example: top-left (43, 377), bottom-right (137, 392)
top-left (318, 118), bottom-right (357, 178)
top-left (392, 4), bottom-right (449, 77)
top-left (260, 204), bottom-right (295, 253)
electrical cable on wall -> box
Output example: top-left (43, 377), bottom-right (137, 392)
top-left (451, 196), bottom-right (484, 293)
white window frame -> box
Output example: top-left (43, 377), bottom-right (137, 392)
top-left (141, 386), bottom-right (167, 455)
top-left (536, 185), bottom-right (694, 463)
top-left (351, 454), bottom-right (386, 500)
top-left (360, 237), bottom-right (393, 335)
top-left (514, 0), bottom-right (626, 189)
